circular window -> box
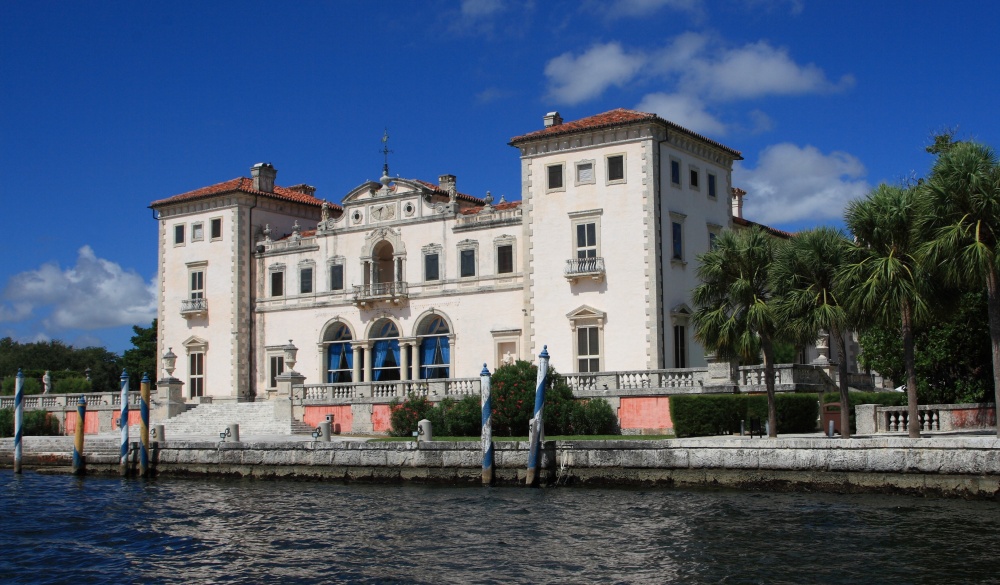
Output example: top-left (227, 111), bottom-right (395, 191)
top-left (403, 202), bottom-right (415, 216)
top-left (352, 210), bottom-right (362, 224)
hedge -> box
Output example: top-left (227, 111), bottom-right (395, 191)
top-left (0, 409), bottom-right (62, 437)
top-left (670, 393), bottom-right (819, 437)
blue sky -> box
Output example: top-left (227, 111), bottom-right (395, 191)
top-left (2, 0), bottom-right (998, 354)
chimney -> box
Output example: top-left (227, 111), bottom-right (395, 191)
top-left (543, 111), bottom-right (563, 127)
top-left (251, 163), bottom-right (277, 193)
top-left (438, 174), bottom-right (456, 193)
top-left (288, 184), bottom-right (316, 196)
top-left (731, 187), bottom-right (746, 219)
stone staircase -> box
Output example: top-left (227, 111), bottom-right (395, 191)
top-left (133, 402), bottom-right (313, 437)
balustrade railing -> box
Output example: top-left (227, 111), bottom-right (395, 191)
top-left (565, 257), bottom-right (606, 277)
top-left (181, 298), bottom-right (208, 314)
top-left (353, 281), bottom-right (408, 302)
top-left (0, 390), bottom-right (137, 410)
top-left (445, 378), bottom-right (478, 396)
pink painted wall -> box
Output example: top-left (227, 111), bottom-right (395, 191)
top-left (618, 397), bottom-right (672, 432)
top-left (64, 411), bottom-right (100, 435)
top-left (951, 406), bottom-right (996, 428)
top-left (372, 404), bottom-right (392, 433)
top-left (303, 405), bottom-right (353, 434)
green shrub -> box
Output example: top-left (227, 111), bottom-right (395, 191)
top-left (0, 409), bottom-right (62, 437)
top-left (569, 398), bottom-right (619, 435)
top-left (388, 394), bottom-right (434, 437)
top-left (441, 395), bottom-right (482, 437)
top-left (671, 393), bottom-right (819, 437)
top-left (54, 377), bottom-right (92, 394)
top-left (1, 377), bottom-right (43, 396)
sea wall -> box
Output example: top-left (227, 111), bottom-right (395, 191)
top-left (3, 436), bottom-right (998, 498)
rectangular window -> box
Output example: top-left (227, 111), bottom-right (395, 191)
top-left (425, 253), bottom-right (440, 281)
top-left (670, 160), bottom-right (680, 186)
top-left (708, 173), bottom-right (717, 198)
top-left (607, 155), bottom-right (625, 182)
top-left (497, 245), bottom-right (514, 274)
top-left (674, 325), bottom-right (687, 368)
top-left (576, 222), bottom-right (597, 259)
top-left (709, 231), bottom-right (718, 250)
top-left (190, 270), bottom-right (204, 300)
top-left (189, 353), bottom-right (204, 398)
top-left (269, 355), bottom-right (284, 388)
top-left (330, 264), bottom-right (344, 291)
top-left (576, 162), bottom-right (594, 184)
top-left (547, 164), bottom-right (564, 190)
top-left (211, 218), bottom-right (222, 239)
top-left (174, 224), bottom-right (185, 245)
top-left (300, 267), bottom-right (313, 294)
top-left (191, 222), bottom-right (204, 241)
top-left (460, 249), bottom-right (476, 277)
top-left (577, 326), bottom-right (600, 373)
top-left (271, 271), bottom-right (284, 297)
top-left (689, 169), bottom-right (699, 188)
top-left (672, 222), bottom-right (683, 260)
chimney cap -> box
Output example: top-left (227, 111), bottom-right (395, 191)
top-left (543, 112), bottom-right (563, 127)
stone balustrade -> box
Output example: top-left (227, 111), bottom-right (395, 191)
top-left (856, 402), bottom-right (997, 435)
top-left (0, 390), bottom-right (140, 411)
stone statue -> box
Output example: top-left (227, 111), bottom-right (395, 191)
top-left (43, 370), bottom-right (51, 394)
top-left (321, 200), bottom-right (330, 223)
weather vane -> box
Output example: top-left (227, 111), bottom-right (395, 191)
top-left (380, 128), bottom-right (393, 177)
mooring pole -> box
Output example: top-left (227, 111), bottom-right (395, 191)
top-left (525, 345), bottom-right (550, 487)
top-left (139, 373), bottom-right (150, 478)
top-left (480, 363), bottom-right (493, 486)
top-left (13, 369), bottom-right (24, 474)
top-left (72, 395), bottom-right (87, 475)
top-left (119, 369), bottom-right (129, 477)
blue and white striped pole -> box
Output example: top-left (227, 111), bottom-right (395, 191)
top-left (72, 395), bottom-right (87, 475)
top-left (526, 345), bottom-right (550, 487)
top-left (119, 369), bottom-right (129, 476)
top-left (139, 373), bottom-right (150, 478)
top-left (480, 363), bottom-right (493, 486)
top-left (13, 369), bottom-right (24, 474)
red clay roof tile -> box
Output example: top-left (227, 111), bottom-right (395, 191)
top-left (460, 201), bottom-right (522, 215)
top-left (151, 177), bottom-right (340, 210)
top-left (509, 108), bottom-right (742, 159)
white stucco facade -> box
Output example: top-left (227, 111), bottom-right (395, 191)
top-left (152, 109), bottom-right (776, 402)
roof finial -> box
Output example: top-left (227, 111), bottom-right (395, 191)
top-left (380, 128), bottom-right (393, 179)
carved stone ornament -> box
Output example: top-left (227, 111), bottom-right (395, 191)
top-left (321, 201), bottom-right (330, 222)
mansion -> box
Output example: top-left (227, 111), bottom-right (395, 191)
top-left (151, 108), bottom-right (856, 403)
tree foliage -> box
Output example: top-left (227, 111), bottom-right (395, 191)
top-left (692, 226), bottom-right (784, 437)
top-left (122, 319), bottom-right (158, 390)
top-left (0, 337), bottom-right (122, 393)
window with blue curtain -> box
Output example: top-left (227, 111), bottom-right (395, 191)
top-left (371, 320), bottom-right (401, 381)
top-left (327, 342), bottom-right (353, 383)
top-left (418, 316), bottom-right (450, 379)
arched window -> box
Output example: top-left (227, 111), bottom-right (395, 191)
top-left (324, 323), bottom-right (353, 383)
top-left (418, 316), bottom-right (450, 379)
top-left (371, 319), bottom-right (401, 381)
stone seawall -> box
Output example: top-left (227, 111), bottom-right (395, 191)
top-left (2, 436), bottom-right (998, 499)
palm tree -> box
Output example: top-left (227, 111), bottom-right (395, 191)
top-left (772, 227), bottom-right (854, 437)
top-left (921, 141), bottom-right (1000, 436)
top-left (693, 226), bottom-right (784, 437)
top-left (841, 184), bottom-right (930, 438)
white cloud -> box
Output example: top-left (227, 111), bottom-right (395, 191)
top-left (734, 143), bottom-right (870, 225)
top-left (0, 246), bottom-right (157, 331)
top-left (461, 0), bottom-right (504, 18)
top-left (606, 0), bottom-right (701, 17)
top-left (635, 92), bottom-right (727, 135)
top-left (653, 34), bottom-right (854, 101)
top-left (544, 42), bottom-right (645, 105)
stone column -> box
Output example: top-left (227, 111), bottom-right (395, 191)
top-left (352, 345), bottom-right (362, 383)
top-left (411, 340), bottom-right (421, 381)
top-left (447, 334), bottom-right (456, 378)
top-left (399, 340), bottom-right (411, 381)
top-left (274, 371), bottom-right (306, 422)
top-left (703, 352), bottom-right (739, 393)
top-left (364, 342), bottom-right (373, 383)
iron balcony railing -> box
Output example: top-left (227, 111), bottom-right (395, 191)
top-left (181, 298), bottom-right (208, 315)
top-left (565, 257), bottom-right (605, 278)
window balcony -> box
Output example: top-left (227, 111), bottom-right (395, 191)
top-left (565, 257), bottom-right (606, 282)
top-left (353, 281), bottom-right (408, 306)
top-left (181, 298), bottom-right (208, 318)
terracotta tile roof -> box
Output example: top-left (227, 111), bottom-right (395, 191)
top-left (150, 177), bottom-right (341, 210)
top-left (275, 229), bottom-right (317, 241)
top-left (411, 179), bottom-right (486, 205)
top-left (459, 200), bottom-right (522, 215)
top-left (509, 108), bottom-right (742, 159)
top-left (732, 216), bottom-right (794, 239)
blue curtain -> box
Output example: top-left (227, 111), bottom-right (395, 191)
top-left (373, 339), bottom-right (400, 381)
top-left (327, 342), bottom-right (353, 383)
top-left (420, 336), bottom-right (449, 379)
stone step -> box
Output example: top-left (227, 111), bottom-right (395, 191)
top-left (141, 401), bottom-right (304, 436)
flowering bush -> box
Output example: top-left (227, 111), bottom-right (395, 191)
top-left (388, 394), bottom-right (433, 437)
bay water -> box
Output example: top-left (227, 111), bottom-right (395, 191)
top-left (1, 471), bottom-right (997, 584)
